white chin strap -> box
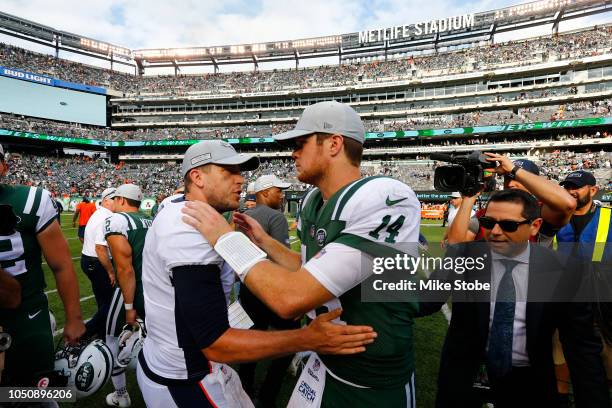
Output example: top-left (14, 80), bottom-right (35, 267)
top-left (214, 232), bottom-right (267, 282)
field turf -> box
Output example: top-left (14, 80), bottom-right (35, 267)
top-left (46, 213), bottom-right (447, 407)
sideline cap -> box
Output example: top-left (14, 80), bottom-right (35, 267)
top-left (101, 188), bottom-right (117, 201)
top-left (512, 159), bottom-right (540, 176)
top-left (254, 175), bottom-right (291, 193)
top-left (181, 140), bottom-right (259, 178)
top-left (273, 101), bottom-right (366, 144)
top-left (115, 184), bottom-right (143, 202)
top-left (560, 170), bottom-right (597, 188)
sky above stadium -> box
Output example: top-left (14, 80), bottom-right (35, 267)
top-left (2, 0), bottom-right (610, 49)
top-left (1, 0), bottom-right (610, 72)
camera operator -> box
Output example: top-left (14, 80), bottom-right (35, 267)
top-left (446, 153), bottom-right (576, 246)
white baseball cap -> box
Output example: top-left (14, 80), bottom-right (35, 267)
top-left (254, 175), bottom-right (291, 193)
top-left (101, 188), bottom-right (117, 201)
top-left (450, 192), bottom-right (461, 198)
top-left (115, 184), bottom-right (143, 202)
top-left (181, 140), bottom-right (259, 178)
top-left (274, 101), bottom-right (366, 144)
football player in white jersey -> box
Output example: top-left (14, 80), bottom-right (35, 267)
top-left (182, 102), bottom-right (422, 407)
top-left (138, 139), bottom-right (378, 408)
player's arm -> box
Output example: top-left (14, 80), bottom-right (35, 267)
top-left (171, 264), bottom-right (376, 364)
top-left (38, 221), bottom-right (85, 344)
top-left (233, 212), bottom-right (301, 270)
top-left (94, 224), bottom-right (115, 285)
top-left (485, 153), bottom-right (576, 227)
top-left (95, 245), bottom-right (115, 286)
top-left (446, 195), bottom-right (478, 244)
top-left (106, 235), bottom-right (136, 323)
top-left (0, 267), bottom-right (21, 309)
top-left (71, 205), bottom-right (80, 227)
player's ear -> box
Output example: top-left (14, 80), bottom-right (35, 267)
top-left (329, 134), bottom-right (344, 157)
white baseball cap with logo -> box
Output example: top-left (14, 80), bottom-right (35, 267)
top-left (181, 140), bottom-right (259, 178)
top-left (254, 175), bottom-right (292, 193)
top-left (273, 101), bottom-right (366, 144)
top-left (115, 184), bottom-right (143, 202)
top-left (101, 188), bottom-right (117, 201)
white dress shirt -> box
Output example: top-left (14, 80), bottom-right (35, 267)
top-left (488, 244), bottom-right (531, 367)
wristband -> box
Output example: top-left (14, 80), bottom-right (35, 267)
top-left (124, 303), bottom-right (134, 311)
top-left (214, 231), bottom-right (267, 282)
top-left (507, 165), bottom-right (521, 180)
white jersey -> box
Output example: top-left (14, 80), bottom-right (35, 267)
top-left (82, 206), bottom-right (112, 257)
top-left (141, 195), bottom-right (234, 383)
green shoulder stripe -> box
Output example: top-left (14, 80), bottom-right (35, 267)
top-left (30, 188), bottom-right (43, 218)
top-left (333, 176), bottom-right (389, 221)
top-left (334, 232), bottom-right (406, 259)
top-left (118, 212), bottom-right (134, 231)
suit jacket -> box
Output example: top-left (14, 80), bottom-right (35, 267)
top-left (419, 242), bottom-right (610, 408)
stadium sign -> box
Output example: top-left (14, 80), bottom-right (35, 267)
top-left (1, 67), bottom-right (52, 85)
top-left (2, 117), bottom-right (611, 147)
top-left (359, 14), bottom-right (475, 44)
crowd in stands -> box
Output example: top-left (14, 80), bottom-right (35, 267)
top-left (3, 149), bottom-right (609, 199)
top-left (1, 26), bottom-right (611, 95)
top-left (2, 97), bottom-right (611, 143)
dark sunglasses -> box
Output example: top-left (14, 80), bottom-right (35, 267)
top-left (478, 216), bottom-right (531, 232)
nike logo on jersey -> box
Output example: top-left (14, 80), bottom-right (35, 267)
top-left (386, 196), bottom-right (408, 206)
top-left (28, 310), bottom-right (42, 320)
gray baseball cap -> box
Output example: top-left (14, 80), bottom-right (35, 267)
top-left (274, 101), bottom-right (366, 144)
top-left (254, 175), bottom-right (291, 193)
top-left (101, 187), bottom-right (117, 201)
top-left (115, 184), bottom-right (143, 202)
top-left (181, 140), bottom-right (259, 178)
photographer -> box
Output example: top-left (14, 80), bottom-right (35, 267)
top-left (446, 153), bottom-right (576, 246)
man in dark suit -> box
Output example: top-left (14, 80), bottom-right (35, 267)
top-left (419, 189), bottom-right (610, 408)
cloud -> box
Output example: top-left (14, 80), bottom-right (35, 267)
top-left (0, 0), bottom-right (610, 72)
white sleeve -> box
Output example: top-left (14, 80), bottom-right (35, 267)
top-left (35, 189), bottom-right (58, 232)
top-left (104, 214), bottom-right (129, 239)
top-left (94, 221), bottom-right (108, 247)
top-left (335, 178), bottom-right (421, 255)
top-left (303, 243), bottom-right (373, 297)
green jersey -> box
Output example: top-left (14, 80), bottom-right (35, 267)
top-left (297, 176), bottom-right (421, 389)
top-left (0, 185), bottom-right (58, 311)
top-left (104, 211), bottom-right (152, 295)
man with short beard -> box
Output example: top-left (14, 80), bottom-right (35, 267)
top-left (137, 140), bottom-right (377, 408)
top-left (556, 170), bottom-right (612, 388)
top-left (182, 102), bottom-right (422, 407)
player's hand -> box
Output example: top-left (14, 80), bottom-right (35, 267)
top-left (232, 212), bottom-right (269, 246)
top-left (304, 308), bottom-right (377, 355)
top-left (484, 152), bottom-right (513, 175)
top-left (107, 272), bottom-right (116, 287)
top-left (63, 317), bottom-right (86, 345)
top-left (182, 201), bottom-right (233, 245)
top-left (125, 309), bottom-right (137, 326)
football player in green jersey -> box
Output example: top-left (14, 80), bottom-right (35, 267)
top-left (0, 145), bottom-right (86, 387)
top-left (105, 183), bottom-right (151, 407)
top-left (182, 102), bottom-right (422, 407)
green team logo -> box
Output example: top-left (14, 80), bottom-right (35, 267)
top-left (316, 228), bottom-right (327, 246)
top-left (75, 362), bottom-right (95, 391)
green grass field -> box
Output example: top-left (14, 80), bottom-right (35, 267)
top-left (47, 212), bottom-right (448, 407)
